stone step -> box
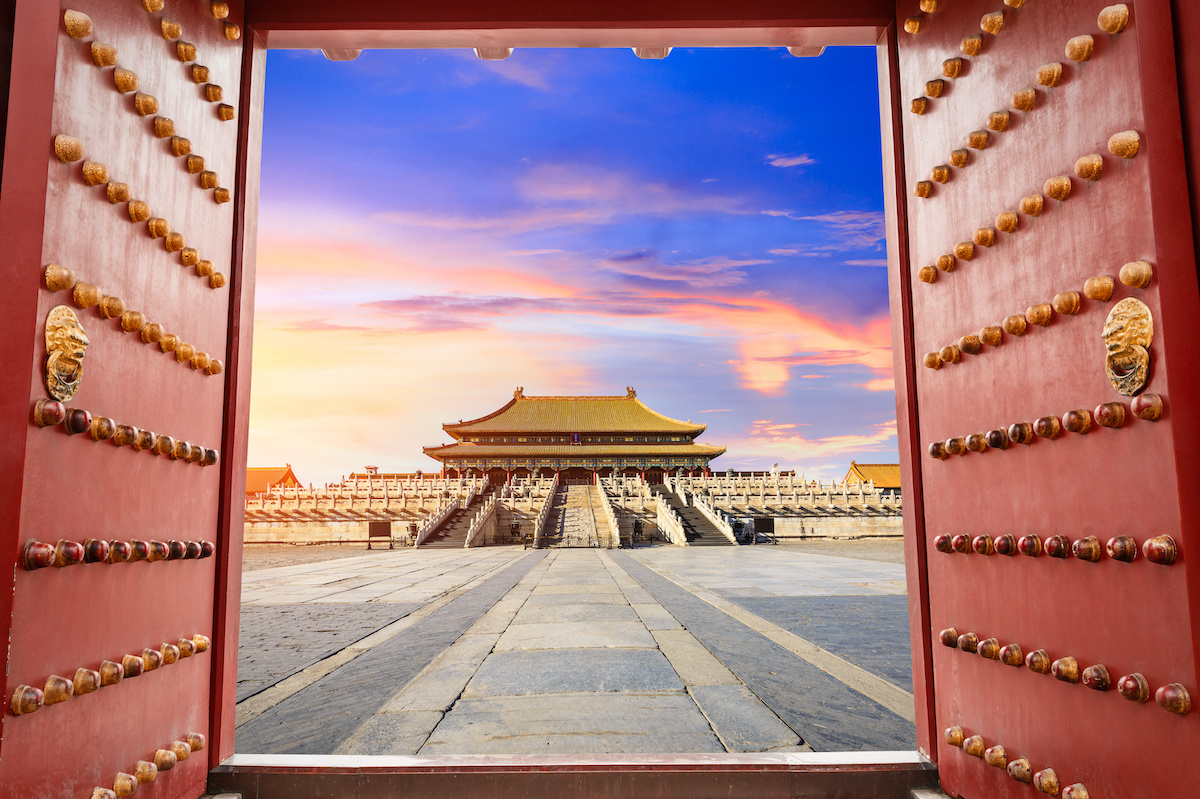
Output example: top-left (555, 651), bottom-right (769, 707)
top-left (420, 489), bottom-right (497, 547)
top-left (651, 487), bottom-right (733, 546)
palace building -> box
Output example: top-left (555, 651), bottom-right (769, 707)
top-left (423, 388), bottom-right (725, 483)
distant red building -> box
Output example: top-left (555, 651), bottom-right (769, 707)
top-left (245, 465), bottom-right (301, 496)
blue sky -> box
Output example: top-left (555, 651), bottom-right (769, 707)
top-left (247, 45), bottom-right (898, 485)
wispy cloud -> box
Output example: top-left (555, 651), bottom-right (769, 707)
top-left (761, 210), bottom-right (886, 252)
top-left (845, 258), bottom-right (888, 267)
top-left (762, 350), bottom-right (885, 368)
top-left (283, 319), bottom-right (375, 332)
top-left (375, 163), bottom-right (748, 236)
top-left (766, 153), bottom-right (816, 168)
top-left (443, 48), bottom-right (556, 90)
top-left (601, 250), bottom-right (765, 288)
top-left (802, 211), bottom-right (886, 249)
top-left (730, 418), bottom-right (898, 460)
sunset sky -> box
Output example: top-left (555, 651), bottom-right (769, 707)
top-left (247, 45), bottom-right (897, 486)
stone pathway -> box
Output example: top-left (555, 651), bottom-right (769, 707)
top-left (234, 546), bottom-right (914, 755)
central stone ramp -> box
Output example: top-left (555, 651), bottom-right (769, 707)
top-left (588, 484), bottom-right (616, 548)
top-left (540, 485), bottom-right (601, 548)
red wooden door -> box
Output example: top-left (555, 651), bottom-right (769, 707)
top-left (0, 2), bottom-right (252, 797)
top-left (891, 0), bottom-right (1200, 796)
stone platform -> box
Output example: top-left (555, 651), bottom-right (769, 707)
top-left (233, 545), bottom-right (914, 755)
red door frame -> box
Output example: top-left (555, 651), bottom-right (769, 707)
top-left (6, 0), bottom-right (1200, 794)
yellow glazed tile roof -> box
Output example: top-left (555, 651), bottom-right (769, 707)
top-left (424, 442), bottom-right (726, 459)
top-left (444, 389), bottom-right (706, 435)
top-left (843, 462), bottom-right (902, 489)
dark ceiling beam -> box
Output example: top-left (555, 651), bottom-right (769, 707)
top-left (243, 0), bottom-right (894, 49)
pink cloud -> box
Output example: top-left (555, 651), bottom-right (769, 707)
top-left (371, 163), bottom-right (749, 238)
top-left (601, 250), bottom-right (765, 288)
top-left (256, 201), bottom-right (893, 401)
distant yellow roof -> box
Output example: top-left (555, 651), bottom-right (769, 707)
top-left (425, 442), bottom-right (725, 459)
top-left (843, 462), bottom-right (902, 489)
top-left (444, 388), bottom-right (705, 436)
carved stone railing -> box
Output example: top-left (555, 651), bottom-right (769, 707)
top-left (464, 496), bottom-right (498, 548)
top-left (655, 499), bottom-right (687, 546)
top-left (595, 476), bottom-right (621, 548)
top-left (531, 474), bottom-right (560, 547)
top-left (461, 475), bottom-right (488, 510)
top-left (414, 500), bottom-right (457, 547)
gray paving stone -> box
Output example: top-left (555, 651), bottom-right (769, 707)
top-left (725, 595), bottom-right (914, 692)
top-left (378, 633), bottom-right (499, 713)
top-left (234, 553), bottom-right (544, 754)
top-left (531, 583), bottom-right (621, 595)
top-left (420, 693), bottom-right (724, 755)
top-left (462, 648), bottom-right (684, 696)
top-left (630, 603), bottom-right (682, 630)
top-left (650, 629), bottom-right (741, 687)
top-left (334, 710), bottom-right (443, 755)
top-left (495, 621), bottom-right (656, 651)
top-left (687, 684), bottom-right (801, 752)
top-left (616, 587), bottom-right (656, 604)
top-left (537, 577), bottom-right (618, 586)
top-left (465, 605), bottom-right (522, 635)
top-left (236, 602), bottom-right (421, 702)
top-left (613, 552), bottom-right (916, 752)
top-left (511, 603), bottom-right (639, 625)
top-left (523, 591), bottom-right (627, 606)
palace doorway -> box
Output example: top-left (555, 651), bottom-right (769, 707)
top-left (2, 1), bottom-right (1199, 797)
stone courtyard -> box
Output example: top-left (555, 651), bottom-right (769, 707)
top-left (233, 544), bottom-right (914, 755)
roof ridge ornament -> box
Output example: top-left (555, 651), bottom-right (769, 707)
top-left (514, 386), bottom-right (524, 399)
top-left (626, 387), bottom-right (636, 398)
